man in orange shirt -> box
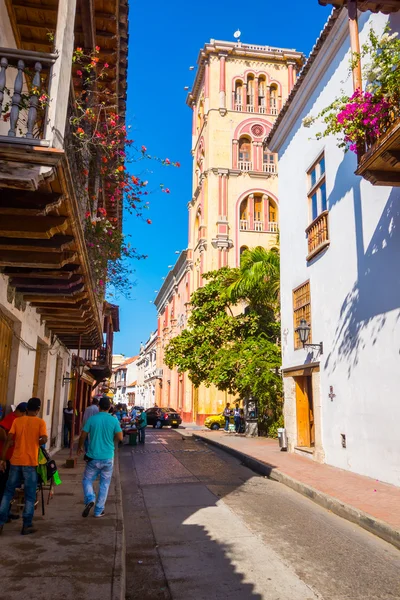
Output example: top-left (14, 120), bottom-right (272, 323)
top-left (0, 397), bottom-right (47, 535)
top-left (0, 402), bottom-right (28, 515)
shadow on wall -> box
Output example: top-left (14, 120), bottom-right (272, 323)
top-left (325, 153), bottom-right (400, 377)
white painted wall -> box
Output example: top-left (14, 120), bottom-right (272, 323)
top-left (0, 274), bottom-right (71, 451)
top-left (275, 11), bottom-right (400, 486)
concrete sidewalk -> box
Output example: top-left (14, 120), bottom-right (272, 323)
top-left (191, 431), bottom-right (400, 550)
top-left (1, 447), bottom-right (125, 600)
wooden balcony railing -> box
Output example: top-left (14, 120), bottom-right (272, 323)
top-left (0, 47), bottom-right (57, 146)
top-left (305, 210), bottom-right (330, 261)
top-left (356, 111), bottom-right (400, 186)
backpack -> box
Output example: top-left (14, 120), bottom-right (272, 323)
top-left (37, 447), bottom-right (58, 484)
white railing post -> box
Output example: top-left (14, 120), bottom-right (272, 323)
top-left (44, 0), bottom-right (77, 148)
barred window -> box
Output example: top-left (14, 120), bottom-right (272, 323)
top-left (293, 281), bottom-right (311, 349)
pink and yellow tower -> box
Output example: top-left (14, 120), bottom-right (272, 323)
top-left (156, 39), bottom-right (304, 424)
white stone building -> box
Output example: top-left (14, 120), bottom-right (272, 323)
top-left (135, 332), bottom-right (160, 409)
top-left (268, 5), bottom-right (400, 487)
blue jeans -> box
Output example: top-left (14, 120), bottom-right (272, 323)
top-left (82, 459), bottom-right (114, 516)
top-left (225, 417), bottom-right (230, 431)
top-left (64, 423), bottom-right (71, 448)
top-left (0, 465), bottom-right (38, 527)
top-left (234, 416), bottom-right (241, 432)
top-left (138, 427), bottom-right (146, 444)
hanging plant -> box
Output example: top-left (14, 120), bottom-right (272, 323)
top-left (303, 26), bottom-right (400, 154)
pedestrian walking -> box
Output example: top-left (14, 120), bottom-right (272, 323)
top-left (223, 403), bottom-right (231, 431)
top-left (137, 409), bottom-right (147, 444)
top-left (63, 400), bottom-right (74, 448)
top-left (0, 403), bottom-right (28, 511)
top-left (239, 408), bottom-right (245, 434)
top-left (234, 404), bottom-right (241, 434)
top-left (0, 397), bottom-right (47, 535)
top-left (82, 398), bottom-right (100, 453)
top-left (78, 396), bottom-right (123, 518)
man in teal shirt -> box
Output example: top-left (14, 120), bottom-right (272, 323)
top-left (138, 409), bottom-right (147, 444)
top-left (78, 396), bottom-right (122, 518)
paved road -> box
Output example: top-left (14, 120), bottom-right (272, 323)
top-left (120, 428), bottom-right (400, 600)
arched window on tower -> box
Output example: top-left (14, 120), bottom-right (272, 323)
top-left (258, 77), bottom-right (266, 114)
top-left (270, 84), bottom-right (278, 115)
top-left (247, 76), bottom-right (254, 112)
top-left (238, 137), bottom-right (252, 171)
top-left (263, 148), bottom-right (276, 174)
top-left (268, 200), bottom-right (279, 232)
top-left (254, 196), bottom-right (263, 231)
top-left (194, 209), bottom-right (201, 243)
top-left (234, 80), bottom-right (243, 111)
top-left (239, 198), bottom-right (248, 231)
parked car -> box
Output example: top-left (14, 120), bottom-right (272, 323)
top-left (204, 413), bottom-right (234, 430)
top-left (146, 407), bottom-right (182, 428)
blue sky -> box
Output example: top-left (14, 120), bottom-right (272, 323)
top-left (113, 0), bottom-right (331, 356)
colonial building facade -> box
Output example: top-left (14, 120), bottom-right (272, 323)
top-left (0, 0), bottom-right (127, 449)
top-left (182, 39), bottom-right (303, 424)
top-left (268, 4), bottom-right (400, 486)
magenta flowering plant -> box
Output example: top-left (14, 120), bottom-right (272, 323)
top-left (303, 26), bottom-right (400, 154)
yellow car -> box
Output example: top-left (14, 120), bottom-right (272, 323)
top-left (204, 413), bottom-right (234, 430)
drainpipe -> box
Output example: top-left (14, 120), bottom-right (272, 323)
top-left (348, 0), bottom-right (362, 91)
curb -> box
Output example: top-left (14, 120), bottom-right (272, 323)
top-left (193, 433), bottom-right (400, 551)
top-left (111, 449), bottom-right (126, 600)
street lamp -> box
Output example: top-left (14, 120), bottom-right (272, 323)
top-left (295, 319), bottom-right (323, 354)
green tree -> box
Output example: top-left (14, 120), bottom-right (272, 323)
top-left (165, 250), bottom-right (282, 432)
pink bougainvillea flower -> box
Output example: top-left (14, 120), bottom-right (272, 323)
top-left (141, 145), bottom-right (147, 152)
top-left (95, 45), bottom-right (101, 52)
top-left (146, 219), bottom-right (152, 224)
top-left (175, 161), bottom-right (181, 167)
top-left (104, 62), bottom-right (109, 68)
top-left (85, 211), bottom-right (91, 218)
top-left (162, 188), bottom-right (171, 194)
top-left (164, 158), bottom-right (171, 165)
top-left (77, 70), bottom-right (83, 77)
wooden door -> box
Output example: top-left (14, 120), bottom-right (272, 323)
top-left (50, 356), bottom-right (63, 447)
top-left (0, 312), bottom-right (13, 413)
top-left (295, 376), bottom-right (311, 447)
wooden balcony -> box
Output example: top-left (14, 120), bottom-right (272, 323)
top-left (0, 1), bottom-right (129, 350)
top-left (306, 211), bottom-right (330, 261)
top-left (355, 114), bottom-right (400, 186)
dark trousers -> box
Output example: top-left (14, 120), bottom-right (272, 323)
top-left (64, 423), bottom-right (71, 448)
top-left (0, 460), bottom-right (10, 503)
top-left (234, 416), bottom-right (241, 433)
top-left (138, 427), bottom-right (146, 444)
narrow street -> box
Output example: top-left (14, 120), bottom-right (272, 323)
top-left (120, 429), bottom-right (400, 600)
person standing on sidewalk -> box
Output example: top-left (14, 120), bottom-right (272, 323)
top-left (0, 397), bottom-right (47, 535)
top-left (82, 398), bottom-right (99, 453)
top-left (78, 396), bottom-right (123, 518)
top-left (233, 404), bottom-right (241, 434)
top-left (223, 403), bottom-right (231, 432)
top-left (63, 400), bottom-right (74, 448)
top-left (0, 402), bottom-right (28, 505)
top-left (137, 409), bottom-right (147, 444)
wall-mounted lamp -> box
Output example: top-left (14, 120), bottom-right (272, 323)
top-left (295, 319), bottom-right (323, 355)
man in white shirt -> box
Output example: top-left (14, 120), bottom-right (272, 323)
top-left (82, 398), bottom-right (99, 453)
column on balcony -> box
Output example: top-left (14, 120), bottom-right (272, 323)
top-left (263, 194), bottom-right (269, 232)
top-left (44, 0), bottom-right (78, 148)
top-left (219, 53), bottom-right (227, 111)
top-left (191, 101), bottom-right (196, 148)
top-left (288, 62), bottom-right (295, 93)
top-left (204, 59), bottom-right (210, 112)
top-left (248, 194), bottom-right (255, 231)
top-left (254, 77), bottom-right (259, 113)
top-left (242, 83), bottom-right (247, 112)
top-left (232, 139), bottom-right (238, 169)
top-left (252, 141), bottom-right (258, 171)
top-left (266, 86), bottom-right (271, 114)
